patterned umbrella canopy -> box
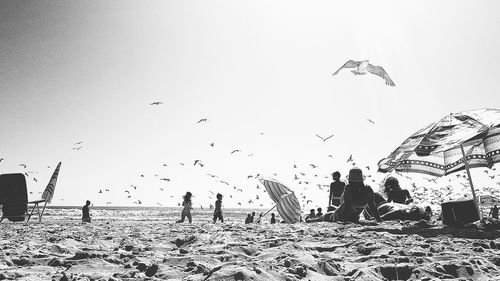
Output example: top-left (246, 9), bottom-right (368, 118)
top-left (260, 178), bottom-right (301, 223)
top-left (378, 108), bottom-right (500, 176)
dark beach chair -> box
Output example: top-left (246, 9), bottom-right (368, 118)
top-left (0, 173), bottom-right (28, 223)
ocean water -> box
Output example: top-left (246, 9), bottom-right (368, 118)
top-left (34, 206), bottom-right (269, 223)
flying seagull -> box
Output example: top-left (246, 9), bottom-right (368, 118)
top-left (315, 134), bottom-right (334, 142)
top-left (150, 101), bottom-right (163, 105)
top-left (332, 60), bottom-right (395, 86)
top-left (367, 119), bottom-right (375, 125)
top-left (197, 118), bottom-right (208, 124)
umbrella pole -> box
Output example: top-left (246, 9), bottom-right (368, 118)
top-left (460, 144), bottom-right (481, 219)
top-left (256, 204), bottom-right (277, 223)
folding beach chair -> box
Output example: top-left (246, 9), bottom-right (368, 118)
top-left (26, 162), bottom-right (62, 223)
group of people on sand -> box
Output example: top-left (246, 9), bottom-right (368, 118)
top-left (307, 167), bottom-right (431, 224)
top-left (80, 167), bottom-right (499, 224)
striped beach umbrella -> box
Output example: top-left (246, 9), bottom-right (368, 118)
top-left (42, 162), bottom-right (62, 204)
top-left (378, 108), bottom-right (500, 218)
top-left (378, 108), bottom-right (500, 176)
top-left (260, 178), bottom-right (301, 223)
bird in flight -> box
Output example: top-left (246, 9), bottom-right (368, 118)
top-left (19, 164), bottom-right (27, 168)
top-left (197, 118), bottom-right (208, 124)
top-left (315, 134), bottom-right (334, 142)
top-left (347, 155), bottom-right (353, 162)
top-left (73, 147), bottom-right (83, 150)
top-left (159, 178), bottom-right (171, 181)
top-left (332, 60), bottom-right (395, 86)
top-left (209, 142), bottom-right (215, 147)
top-left (367, 119), bottom-right (375, 125)
top-left (230, 149), bottom-right (241, 154)
top-left (74, 141), bottom-right (83, 145)
top-left (309, 164), bottom-right (318, 169)
top-left (150, 101), bottom-right (163, 105)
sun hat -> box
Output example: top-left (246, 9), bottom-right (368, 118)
top-left (346, 167), bottom-right (365, 183)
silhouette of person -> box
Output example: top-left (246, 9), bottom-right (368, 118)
top-left (82, 200), bottom-right (91, 223)
top-left (250, 211), bottom-right (255, 223)
top-left (305, 209), bottom-right (316, 221)
top-left (309, 168), bottom-right (382, 223)
top-left (245, 214), bottom-right (252, 224)
top-left (490, 205), bottom-right (499, 219)
top-left (383, 177), bottom-right (413, 204)
top-left (176, 192), bottom-right (193, 223)
top-left (256, 213), bottom-right (263, 223)
top-left (270, 213), bottom-right (276, 224)
top-left (316, 207), bottom-right (323, 217)
top-left (213, 193), bottom-right (224, 223)
top-left (329, 171), bottom-right (345, 206)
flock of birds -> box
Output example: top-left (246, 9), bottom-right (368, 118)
top-left (4, 60), bottom-right (500, 211)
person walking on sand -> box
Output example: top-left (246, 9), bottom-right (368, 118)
top-left (270, 213), bottom-right (276, 224)
top-left (308, 168), bottom-right (382, 223)
top-left (82, 200), bottom-right (91, 223)
top-left (213, 193), bottom-right (224, 223)
top-left (383, 176), bottom-right (413, 204)
top-left (176, 192), bottom-right (193, 223)
top-left (490, 205), bottom-right (499, 219)
top-left (329, 171), bottom-right (345, 206)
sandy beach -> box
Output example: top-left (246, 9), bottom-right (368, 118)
top-left (1, 210), bottom-right (500, 281)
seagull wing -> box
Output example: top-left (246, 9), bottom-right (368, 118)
top-left (332, 60), bottom-right (362, 76)
top-left (366, 64), bottom-right (395, 86)
top-left (323, 134), bottom-right (334, 141)
top-left (315, 134), bottom-right (325, 141)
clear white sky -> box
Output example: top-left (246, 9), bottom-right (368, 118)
top-left (1, 0), bottom-right (499, 208)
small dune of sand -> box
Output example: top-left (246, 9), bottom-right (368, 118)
top-left (1, 220), bottom-right (500, 280)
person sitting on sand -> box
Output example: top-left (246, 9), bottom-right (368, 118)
top-left (329, 171), bottom-right (345, 206)
top-left (490, 205), bottom-right (499, 219)
top-left (383, 176), bottom-right (413, 204)
top-left (270, 213), bottom-right (276, 224)
top-left (245, 214), bottom-right (252, 224)
top-left (82, 200), bottom-right (91, 223)
top-left (213, 193), bottom-right (224, 223)
top-left (308, 168), bottom-right (382, 223)
top-left (316, 207), bottom-right (323, 218)
top-left (305, 209), bottom-right (316, 222)
top-left (425, 206), bottom-right (433, 218)
top-left (362, 192), bottom-right (387, 220)
top-left (176, 192), bottom-right (193, 223)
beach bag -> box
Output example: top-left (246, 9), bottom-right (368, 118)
top-left (441, 199), bottom-right (479, 226)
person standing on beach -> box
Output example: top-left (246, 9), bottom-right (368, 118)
top-left (245, 214), bottom-right (252, 224)
top-left (82, 200), bottom-right (91, 223)
top-left (176, 192), bottom-right (193, 223)
top-left (329, 171), bottom-right (345, 206)
top-left (250, 211), bottom-right (255, 223)
top-left (270, 213), bottom-right (276, 224)
top-left (213, 193), bottom-right (224, 223)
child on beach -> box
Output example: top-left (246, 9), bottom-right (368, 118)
top-left (82, 200), bottom-right (91, 223)
top-left (213, 193), bottom-right (223, 223)
top-left (305, 209), bottom-right (316, 221)
top-left (270, 213), bottom-right (276, 224)
top-left (316, 207), bottom-right (323, 217)
top-left (176, 192), bottom-right (193, 223)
